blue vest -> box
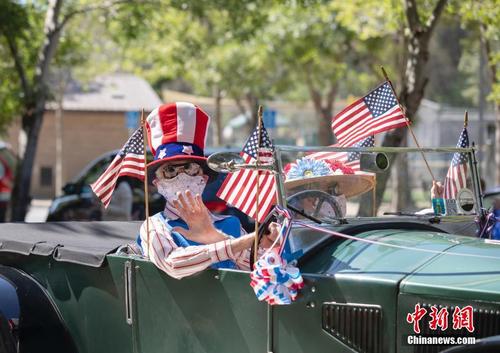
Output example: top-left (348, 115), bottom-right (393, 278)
top-left (492, 209), bottom-right (500, 240)
top-left (137, 212), bottom-right (242, 269)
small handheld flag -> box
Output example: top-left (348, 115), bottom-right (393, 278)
top-left (331, 82), bottom-right (407, 146)
top-left (90, 128), bottom-right (145, 207)
top-left (444, 127), bottom-right (469, 200)
top-left (216, 124), bottom-right (277, 222)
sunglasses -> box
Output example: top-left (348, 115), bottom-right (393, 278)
top-left (157, 162), bottom-right (202, 179)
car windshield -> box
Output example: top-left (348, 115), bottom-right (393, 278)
top-left (274, 146), bottom-right (481, 222)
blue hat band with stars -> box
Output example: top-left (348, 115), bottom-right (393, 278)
top-left (154, 142), bottom-right (204, 161)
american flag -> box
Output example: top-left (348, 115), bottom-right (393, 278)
top-left (91, 128), bottom-right (145, 207)
top-left (217, 126), bottom-right (277, 222)
top-left (307, 136), bottom-right (375, 171)
top-left (444, 128), bottom-right (469, 199)
top-left (331, 82), bottom-right (407, 146)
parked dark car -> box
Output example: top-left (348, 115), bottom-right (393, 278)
top-left (46, 149), bottom-right (254, 231)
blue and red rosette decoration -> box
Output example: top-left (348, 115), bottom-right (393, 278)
top-left (250, 250), bottom-right (304, 305)
top-left (249, 206), bottom-right (304, 305)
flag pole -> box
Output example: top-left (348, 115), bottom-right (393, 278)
top-left (380, 67), bottom-right (436, 181)
top-left (464, 110), bottom-right (469, 128)
top-left (372, 175), bottom-right (376, 216)
top-left (141, 109), bottom-right (150, 256)
top-left (253, 106), bottom-right (263, 265)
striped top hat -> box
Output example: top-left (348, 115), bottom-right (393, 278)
top-left (146, 102), bottom-right (215, 181)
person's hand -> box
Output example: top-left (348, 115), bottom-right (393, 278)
top-left (431, 180), bottom-right (444, 199)
top-left (259, 222), bottom-right (281, 249)
top-left (170, 191), bottom-right (226, 244)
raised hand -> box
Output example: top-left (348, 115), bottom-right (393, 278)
top-left (431, 180), bottom-right (444, 199)
top-left (259, 222), bottom-right (281, 249)
top-left (170, 191), bottom-right (227, 244)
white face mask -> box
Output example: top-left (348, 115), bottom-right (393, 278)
top-left (156, 173), bottom-right (207, 202)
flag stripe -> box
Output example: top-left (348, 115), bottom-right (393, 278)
top-left (146, 107), bottom-right (161, 154)
top-left (331, 99), bottom-right (365, 130)
top-left (336, 105), bottom-right (402, 141)
top-left (176, 102), bottom-right (197, 144)
top-left (337, 106), bottom-right (406, 146)
top-left (332, 103), bottom-right (369, 134)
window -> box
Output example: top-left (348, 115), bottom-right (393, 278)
top-left (40, 166), bottom-right (53, 187)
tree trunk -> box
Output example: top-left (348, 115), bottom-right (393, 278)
top-left (213, 85), bottom-right (222, 146)
top-left (317, 107), bottom-right (334, 146)
top-left (307, 79), bottom-right (337, 146)
top-left (246, 93), bottom-right (259, 133)
top-left (395, 132), bottom-right (415, 211)
top-left (358, 0), bottom-right (447, 216)
top-left (10, 0), bottom-right (64, 221)
top-left (495, 106), bottom-right (500, 185)
top-left (11, 109), bottom-right (45, 220)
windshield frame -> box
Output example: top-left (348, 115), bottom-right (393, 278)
top-left (272, 145), bottom-right (483, 217)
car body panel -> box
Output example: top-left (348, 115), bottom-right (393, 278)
top-left (1, 253), bottom-right (133, 353)
top-left (400, 240), bottom-right (500, 301)
top-left (130, 257), bottom-right (267, 353)
top-left (302, 229), bottom-right (476, 280)
top-left (1, 222), bottom-right (500, 353)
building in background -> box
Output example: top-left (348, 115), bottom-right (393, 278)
top-left (7, 73), bottom-right (162, 198)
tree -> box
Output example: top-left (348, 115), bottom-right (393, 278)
top-left (0, 0), bottom-right (133, 221)
top-left (257, 2), bottom-right (387, 146)
top-left (334, 0), bottom-right (448, 215)
top-left (457, 1), bottom-right (499, 184)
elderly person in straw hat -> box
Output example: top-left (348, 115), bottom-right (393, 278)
top-left (137, 102), bottom-right (279, 279)
top-left (284, 157), bottom-right (375, 219)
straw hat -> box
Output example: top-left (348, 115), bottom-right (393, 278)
top-left (284, 157), bottom-right (375, 198)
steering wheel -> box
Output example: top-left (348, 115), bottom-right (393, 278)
top-left (286, 190), bottom-right (343, 219)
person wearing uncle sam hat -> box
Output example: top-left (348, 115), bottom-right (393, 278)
top-left (137, 102), bottom-right (279, 279)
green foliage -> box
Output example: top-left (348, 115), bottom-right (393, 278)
top-left (331, 0), bottom-right (404, 39)
top-left (0, 1), bottom-right (40, 131)
top-left (454, 0), bottom-right (500, 105)
top-left (1, 0), bottom-right (497, 132)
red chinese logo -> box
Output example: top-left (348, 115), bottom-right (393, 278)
top-left (406, 304), bottom-right (427, 334)
top-left (407, 304), bottom-right (475, 333)
top-left (429, 306), bottom-right (449, 331)
top-left (452, 306), bottom-right (475, 333)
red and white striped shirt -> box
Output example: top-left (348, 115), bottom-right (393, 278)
top-left (139, 208), bottom-right (255, 279)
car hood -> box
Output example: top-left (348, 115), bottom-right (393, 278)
top-left (400, 238), bottom-right (500, 302)
top-left (301, 229), bottom-right (500, 292)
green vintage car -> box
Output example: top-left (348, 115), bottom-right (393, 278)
top-left (1, 146), bottom-right (499, 353)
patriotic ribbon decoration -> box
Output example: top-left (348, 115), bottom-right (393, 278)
top-left (250, 250), bottom-right (304, 305)
top-left (476, 210), bottom-right (497, 239)
top-left (250, 206), bottom-right (304, 305)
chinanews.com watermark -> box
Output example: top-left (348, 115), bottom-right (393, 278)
top-left (405, 304), bottom-right (476, 346)
top-left (407, 335), bottom-right (476, 346)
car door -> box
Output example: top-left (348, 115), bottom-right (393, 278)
top-left (132, 258), bottom-right (267, 353)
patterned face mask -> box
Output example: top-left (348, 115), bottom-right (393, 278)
top-left (156, 173), bottom-right (207, 202)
